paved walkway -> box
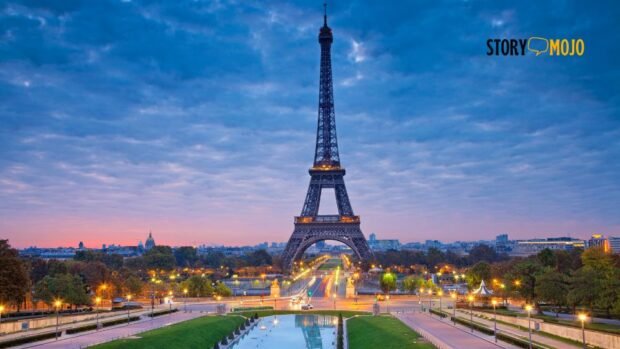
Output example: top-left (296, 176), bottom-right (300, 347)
top-left (458, 310), bottom-right (580, 349)
top-left (13, 303), bottom-right (222, 349)
top-left (396, 312), bottom-right (512, 349)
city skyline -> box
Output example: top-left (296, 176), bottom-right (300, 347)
top-left (2, 1), bottom-right (620, 248)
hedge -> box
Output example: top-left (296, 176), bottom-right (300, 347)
top-left (102, 315), bottom-right (141, 327)
top-left (0, 331), bottom-right (60, 348)
top-left (497, 332), bottom-right (548, 349)
top-left (66, 323), bottom-right (98, 334)
top-left (146, 309), bottom-right (179, 317)
top-left (231, 306), bottom-right (273, 312)
top-left (430, 309), bottom-right (448, 318)
top-left (450, 316), bottom-right (494, 335)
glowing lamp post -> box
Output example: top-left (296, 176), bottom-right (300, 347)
top-left (183, 288), bottom-right (188, 312)
top-left (467, 295), bottom-right (474, 333)
top-left (491, 299), bottom-right (498, 342)
top-left (126, 295), bottom-right (132, 325)
top-left (578, 313), bottom-right (588, 349)
top-left (438, 290), bottom-right (443, 315)
top-left (0, 304), bottom-right (4, 326)
top-left (168, 291), bottom-right (173, 315)
top-left (427, 289), bottom-right (433, 316)
top-left (418, 288), bottom-right (424, 308)
top-left (54, 299), bottom-right (62, 340)
top-left (332, 293), bottom-right (337, 310)
top-left (525, 304), bottom-right (533, 349)
top-left (451, 293), bottom-right (457, 325)
top-left (95, 297), bottom-right (101, 330)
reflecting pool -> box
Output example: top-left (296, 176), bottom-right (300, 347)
top-left (230, 314), bottom-right (337, 349)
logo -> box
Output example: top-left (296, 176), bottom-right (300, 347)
top-left (487, 37), bottom-right (585, 56)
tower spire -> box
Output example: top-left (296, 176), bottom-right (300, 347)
top-left (315, 1), bottom-right (338, 168)
top-left (323, 2), bottom-right (327, 27)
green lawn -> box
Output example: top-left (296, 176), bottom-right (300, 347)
top-left (347, 315), bottom-right (435, 349)
top-left (92, 315), bottom-right (245, 349)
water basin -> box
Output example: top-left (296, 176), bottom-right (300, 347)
top-left (230, 314), bottom-right (338, 348)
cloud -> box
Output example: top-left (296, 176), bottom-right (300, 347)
top-left (0, 0), bottom-right (619, 247)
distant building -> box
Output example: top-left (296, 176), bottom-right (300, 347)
top-left (145, 231), bottom-right (156, 250)
top-left (78, 241), bottom-right (85, 250)
top-left (510, 237), bottom-right (584, 256)
top-left (368, 233), bottom-right (401, 251)
top-left (608, 237), bottom-right (620, 254)
top-left (585, 234), bottom-right (611, 253)
top-left (495, 234), bottom-right (511, 253)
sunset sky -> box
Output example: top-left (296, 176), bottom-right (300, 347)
top-left (1, 1), bottom-right (619, 248)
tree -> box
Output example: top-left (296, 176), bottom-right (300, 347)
top-left (402, 276), bottom-right (424, 293)
top-left (125, 276), bottom-right (143, 297)
top-left (143, 246), bottom-right (176, 270)
top-left (214, 282), bottom-right (232, 297)
top-left (425, 248), bottom-right (446, 268)
top-left (174, 247), bottom-right (198, 267)
top-left (536, 249), bottom-right (555, 268)
top-left (181, 275), bottom-right (213, 297)
top-left (379, 272), bottom-right (397, 294)
top-left (0, 240), bottom-right (30, 310)
top-left (245, 250), bottom-right (272, 266)
top-left (507, 260), bottom-right (543, 303)
top-left (79, 261), bottom-right (110, 291)
top-left (576, 247), bottom-right (620, 316)
top-left (468, 245), bottom-right (502, 264)
top-left (535, 269), bottom-right (569, 316)
top-left (34, 274), bottom-right (90, 308)
top-left (567, 267), bottom-right (600, 311)
top-left (466, 262), bottom-right (491, 289)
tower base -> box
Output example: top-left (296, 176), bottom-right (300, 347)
top-left (282, 219), bottom-right (372, 271)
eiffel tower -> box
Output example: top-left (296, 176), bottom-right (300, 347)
top-left (282, 5), bottom-right (372, 271)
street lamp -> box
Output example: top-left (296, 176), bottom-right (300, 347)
top-left (54, 299), bottom-right (62, 340)
top-left (183, 288), bottom-right (188, 312)
top-left (525, 304), bottom-right (533, 349)
top-left (0, 304), bottom-right (4, 326)
top-left (168, 291), bottom-right (173, 314)
top-left (95, 297), bottom-right (101, 330)
top-left (418, 288), bottom-right (424, 308)
top-left (386, 294), bottom-right (390, 313)
top-left (451, 293), bottom-right (457, 325)
top-left (467, 295), bottom-right (474, 333)
top-left (438, 290), bottom-right (443, 315)
top-left (578, 313), bottom-right (588, 349)
top-left (126, 294), bottom-right (132, 325)
top-left (150, 278), bottom-right (156, 317)
top-left (332, 294), bottom-right (337, 310)
top-left (491, 299), bottom-right (498, 342)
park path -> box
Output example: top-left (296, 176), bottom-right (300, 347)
top-left (13, 304), bottom-right (222, 349)
top-left (395, 312), bottom-right (511, 349)
top-left (456, 310), bottom-right (580, 349)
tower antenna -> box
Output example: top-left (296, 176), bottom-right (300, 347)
top-left (323, 2), bottom-right (327, 26)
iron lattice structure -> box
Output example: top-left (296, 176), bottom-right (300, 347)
top-left (282, 9), bottom-right (372, 270)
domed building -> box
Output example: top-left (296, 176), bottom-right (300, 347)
top-left (145, 231), bottom-right (156, 251)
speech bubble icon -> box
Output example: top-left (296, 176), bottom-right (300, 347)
top-left (528, 37), bottom-right (548, 56)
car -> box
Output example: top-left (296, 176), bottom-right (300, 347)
top-left (301, 304), bottom-right (314, 310)
top-left (375, 294), bottom-right (386, 301)
top-left (290, 296), bottom-right (301, 304)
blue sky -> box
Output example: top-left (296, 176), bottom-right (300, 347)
top-left (1, 0), bottom-right (619, 247)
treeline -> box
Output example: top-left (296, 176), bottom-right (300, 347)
top-left (466, 247), bottom-right (620, 317)
top-left (373, 244), bottom-right (508, 269)
top-left (0, 240), bottom-right (274, 311)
